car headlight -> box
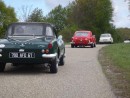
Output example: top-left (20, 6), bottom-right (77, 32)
top-left (0, 54), bottom-right (2, 57)
top-left (0, 44), bottom-right (5, 48)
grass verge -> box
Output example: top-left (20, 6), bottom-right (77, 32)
top-left (98, 43), bottom-right (130, 98)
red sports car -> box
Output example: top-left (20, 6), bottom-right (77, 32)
top-left (70, 30), bottom-right (96, 48)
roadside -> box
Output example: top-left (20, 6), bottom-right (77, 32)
top-left (98, 44), bottom-right (130, 98)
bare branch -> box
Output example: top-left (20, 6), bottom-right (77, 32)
top-left (18, 5), bottom-right (33, 22)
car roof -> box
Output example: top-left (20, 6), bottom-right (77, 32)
top-left (76, 30), bottom-right (91, 32)
top-left (8, 22), bottom-right (54, 27)
top-left (101, 33), bottom-right (111, 35)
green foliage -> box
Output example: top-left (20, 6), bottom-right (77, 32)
top-left (0, 0), bottom-right (18, 37)
top-left (45, 5), bottom-right (68, 32)
top-left (27, 8), bottom-right (45, 22)
top-left (116, 28), bottom-right (130, 40)
top-left (69, 0), bottom-right (114, 37)
top-left (99, 43), bottom-right (130, 97)
top-left (103, 43), bottom-right (130, 70)
top-left (105, 25), bottom-right (123, 43)
top-left (59, 24), bottom-right (79, 42)
top-left (55, 0), bottom-right (119, 42)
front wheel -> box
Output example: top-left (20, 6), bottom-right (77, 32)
top-left (59, 55), bottom-right (65, 66)
top-left (50, 57), bottom-right (58, 73)
top-left (0, 63), bottom-right (6, 72)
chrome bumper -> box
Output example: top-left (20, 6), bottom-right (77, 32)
top-left (70, 42), bottom-right (75, 44)
top-left (42, 53), bottom-right (57, 58)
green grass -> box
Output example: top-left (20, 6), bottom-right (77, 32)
top-left (103, 43), bottom-right (130, 71)
top-left (99, 43), bottom-right (130, 98)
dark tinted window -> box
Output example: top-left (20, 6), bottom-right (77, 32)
top-left (75, 32), bottom-right (88, 37)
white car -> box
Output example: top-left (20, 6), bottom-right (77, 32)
top-left (124, 39), bottom-right (130, 43)
top-left (99, 33), bottom-right (113, 44)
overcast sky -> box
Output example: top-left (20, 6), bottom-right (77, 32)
top-left (3, 0), bottom-right (130, 28)
top-left (112, 0), bottom-right (130, 28)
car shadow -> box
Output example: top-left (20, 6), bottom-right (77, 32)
top-left (66, 46), bottom-right (94, 48)
top-left (0, 64), bottom-right (51, 75)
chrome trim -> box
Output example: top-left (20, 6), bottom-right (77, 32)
top-left (19, 49), bottom-right (25, 52)
top-left (70, 42), bottom-right (75, 44)
top-left (42, 53), bottom-right (57, 58)
top-left (88, 42), bottom-right (93, 44)
top-left (0, 44), bottom-right (5, 48)
top-left (0, 54), bottom-right (2, 57)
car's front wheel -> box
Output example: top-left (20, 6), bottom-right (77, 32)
top-left (0, 63), bottom-right (6, 72)
top-left (50, 56), bottom-right (58, 73)
top-left (59, 55), bottom-right (65, 66)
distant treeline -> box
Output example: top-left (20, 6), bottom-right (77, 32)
top-left (116, 28), bottom-right (130, 40)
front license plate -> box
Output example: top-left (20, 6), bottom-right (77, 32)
top-left (103, 39), bottom-right (107, 41)
top-left (9, 52), bottom-right (35, 58)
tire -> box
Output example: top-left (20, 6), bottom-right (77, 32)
top-left (59, 55), bottom-right (65, 66)
top-left (71, 44), bottom-right (74, 48)
top-left (91, 43), bottom-right (94, 48)
top-left (0, 63), bottom-right (6, 72)
top-left (50, 56), bottom-right (58, 73)
top-left (94, 43), bottom-right (96, 47)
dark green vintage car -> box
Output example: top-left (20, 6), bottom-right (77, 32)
top-left (0, 22), bottom-right (65, 73)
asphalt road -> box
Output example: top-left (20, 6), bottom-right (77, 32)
top-left (0, 45), bottom-right (116, 98)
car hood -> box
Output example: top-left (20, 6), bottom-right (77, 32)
top-left (0, 37), bottom-right (52, 49)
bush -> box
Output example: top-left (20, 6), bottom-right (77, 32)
top-left (59, 25), bottom-right (79, 42)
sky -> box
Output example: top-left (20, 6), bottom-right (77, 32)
top-left (112, 0), bottom-right (130, 28)
top-left (3, 0), bottom-right (130, 28)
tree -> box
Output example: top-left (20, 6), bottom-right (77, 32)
top-left (0, 0), bottom-right (18, 37)
top-left (45, 5), bottom-right (68, 32)
top-left (18, 5), bottom-right (33, 22)
top-left (27, 8), bottom-right (45, 22)
top-left (67, 0), bottom-right (114, 40)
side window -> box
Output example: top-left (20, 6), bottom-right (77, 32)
top-left (46, 26), bottom-right (54, 36)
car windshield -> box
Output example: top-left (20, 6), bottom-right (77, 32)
top-left (100, 34), bottom-right (110, 37)
top-left (8, 24), bottom-right (44, 36)
top-left (75, 32), bottom-right (88, 37)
